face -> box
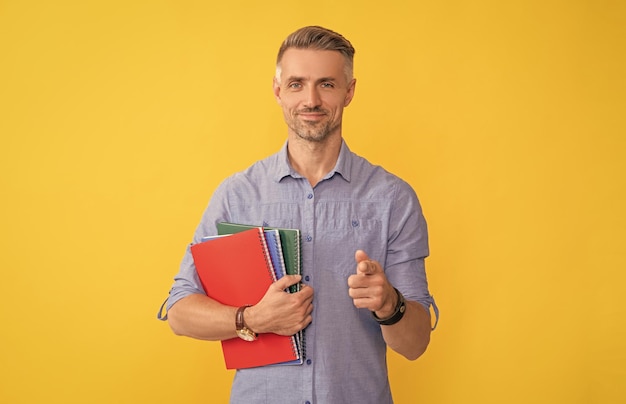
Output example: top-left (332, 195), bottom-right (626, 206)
top-left (273, 49), bottom-right (356, 143)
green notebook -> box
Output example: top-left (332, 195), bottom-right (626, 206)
top-left (217, 222), bottom-right (302, 293)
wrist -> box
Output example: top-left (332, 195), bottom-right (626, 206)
top-left (235, 305), bottom-right (257, 341)
top-left (242, 304), bottom-right (261, 334)
top-left (372, 288), bottom-right (406, 326)
top-left (375, 288), bottom-right (399, 318)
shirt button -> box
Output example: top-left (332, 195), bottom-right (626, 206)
top-left (305, 401), bottom-right (311, 404)
top-left (306, 359), bottom-right (312, 365)
top-left (306, 235), bottom-right (312, 242)
top-left (304, 275), bottom-right (310, 282)
top-left (307, 193), bottom-right (313, 199)
top-left (352, 219), bottom-right (359, 227)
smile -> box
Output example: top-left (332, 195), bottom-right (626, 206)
top-left (297, 111), bottom-right (326, 120)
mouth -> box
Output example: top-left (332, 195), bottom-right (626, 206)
top-left (299, 114), bottom-right (325, 120)
top-left (296, 110), bottom-right (327, 121)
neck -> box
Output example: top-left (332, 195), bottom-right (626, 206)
top-left (287, 134), bottom-right (342, 187)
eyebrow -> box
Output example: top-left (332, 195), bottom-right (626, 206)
top-left (285, 76), bottom-right (337, 84)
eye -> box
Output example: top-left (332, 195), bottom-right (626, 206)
top-left (321, 82), bottom-right (334, 88)
top-left (288, 82), bottom-right (302, 89)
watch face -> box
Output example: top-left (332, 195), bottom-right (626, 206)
top-left (236, 328), bottom-right (257, 342)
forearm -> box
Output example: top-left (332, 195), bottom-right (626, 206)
top-left (167, 293), bottom-right (238, 341)
top-left (381, 300), bottom-right (431, 360)
top-left (167, 277), bottom-right (313, 341)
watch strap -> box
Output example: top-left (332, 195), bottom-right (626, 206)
top-left (235, 305), bottom-right (257, 341)
top-left (371, 288), bottom-right (406, 326)
top-left (236, 305), bottom-right (251, 330)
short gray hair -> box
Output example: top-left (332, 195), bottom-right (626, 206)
top-left (275, 26), bottom-right (355, 82)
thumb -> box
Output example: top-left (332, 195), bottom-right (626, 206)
top-left (355, 249), bottom-right (370, 263)
top-left (273, 274), bottom-right (301, 290)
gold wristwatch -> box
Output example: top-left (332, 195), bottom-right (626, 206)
top-left (235, 305), bottom-right (257, 341)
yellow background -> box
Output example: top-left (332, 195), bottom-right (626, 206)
top-left (1, 1), bottom-right (624, 403)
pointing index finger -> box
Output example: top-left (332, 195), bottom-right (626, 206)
top-left (355, 250), bottom-right (379, 275)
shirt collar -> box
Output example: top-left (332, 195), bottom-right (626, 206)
top-left (274, 139), bottom-right (353, 183)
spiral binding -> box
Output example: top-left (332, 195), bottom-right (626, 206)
top-left (268, 230), bottom-right (287, 279)
top-left (294, 231), bottom-right (306, 361)
top-left (256, 227), bottom-right (276, 282)
top-left (263, 228), bottom-right (301, 364)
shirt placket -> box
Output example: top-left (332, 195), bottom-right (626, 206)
top-left (301, 184), bottom-right (315, 404)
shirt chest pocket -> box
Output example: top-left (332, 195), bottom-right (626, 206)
top-left (318, 218), bottom-right (386, 276)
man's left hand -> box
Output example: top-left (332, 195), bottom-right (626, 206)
top-left (347, 250), bottom-right (397, 318)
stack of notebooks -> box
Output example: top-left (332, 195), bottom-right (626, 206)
top-left (190, 222), bottom-right (303, 370)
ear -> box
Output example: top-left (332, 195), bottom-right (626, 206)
top-left (273, 77), bottom-right (282, 105)
top-left (344, 78), bottom-right (356, 107)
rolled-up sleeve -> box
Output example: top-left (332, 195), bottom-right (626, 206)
top-left (384, 180), bottom-right (438, 328)
top-left (166, 243), bottom-right (205, 311)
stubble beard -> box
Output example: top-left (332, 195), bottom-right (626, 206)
top-left (288, 112), bottom-right (338, 143)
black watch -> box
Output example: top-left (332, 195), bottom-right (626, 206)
top-left (371, 288), bottom-right (406, 326)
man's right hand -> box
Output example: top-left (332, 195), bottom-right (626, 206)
top-left (245, 275), bottom-right (314, 336)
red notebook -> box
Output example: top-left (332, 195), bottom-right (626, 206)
top-left (190, 227), bottom-right (299, 369)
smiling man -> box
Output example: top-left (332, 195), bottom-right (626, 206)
top-left (275, 47), bottom-right (355, 146)
top-left (162, 26), bottom-right (437, 404)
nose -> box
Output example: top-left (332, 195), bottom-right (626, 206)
top-left (303, 85), bottom-right (322, 108)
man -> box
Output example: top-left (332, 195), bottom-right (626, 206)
top-left (162, 26), bottom-right (437, 403)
